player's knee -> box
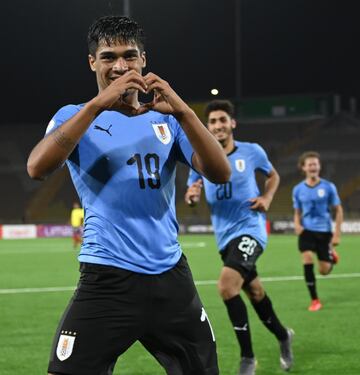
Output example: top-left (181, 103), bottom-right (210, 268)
top-left (217, 280), bottom-right (239, 300)
top-left (319, 264), bottom-right (332, 275)
top-left (248, 287), bottom-right (265, 303)
top-left (302, 255), bottom-right (313, 264)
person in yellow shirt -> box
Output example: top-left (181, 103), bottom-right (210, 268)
top-left (70, 202), bottom-right (84, 248)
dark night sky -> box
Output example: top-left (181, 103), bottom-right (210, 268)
top-left (1, 0), bottom-right (359, 124)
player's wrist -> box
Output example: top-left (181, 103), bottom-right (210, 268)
top-left (84, 98), bottom-right (106, 117)
top-left (173, 107), bottom-right (195, 122)
top-left (263, 193), bottom-right (274, 202)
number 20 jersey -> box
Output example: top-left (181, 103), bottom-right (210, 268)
top-left (187, 141), bottom-right (273, 251)
top-left (46, 104), bottom-right (194, 274)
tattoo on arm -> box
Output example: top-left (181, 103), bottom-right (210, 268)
top-left (52, 128), bottom-right (76, 151)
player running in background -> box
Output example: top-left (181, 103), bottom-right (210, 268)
top-left (70, 201), bottom-right (84, 248)
top-left (27, 15), bottom-right (231, 375)
top-left (185, 100), bottom-right (294, 375)
top-left (292, 151), bottom-right (343, 312)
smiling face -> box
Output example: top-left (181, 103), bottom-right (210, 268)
top-left (207, 109), bottom-right (236, 148)
top-left (88, 41), bottom-right (146, 93)
top-left (87, 16), bottom-right (146, 95)
top-left (302, 156), bottom-right (321, 179)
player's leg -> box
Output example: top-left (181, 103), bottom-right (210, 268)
top-left (140, 255), bottom-right (219, 375)
top-left (218, 235), bottom-right (264, 374)
top-left (318, 260), bottom-right (333, 275)
top-left (299, 230), bottom-right (321, 311)
top-left (317, 232), bottom-right (337, 275)
top-left (302, 250), bottom-right (318, 299)
top-left (218, 266), bottom-right (256, 375)
top-left (218, 266), bottom-right (255, 358)
top-left (48, 263), bottom-right (142, 375)
top-left (141, 294), bottom-right (218, 375)
top-left (302, 250), bottom-right (322, 311)
top-left (244, 277), bottom-right (294, 371)
top-left (245, 277), bottom-right (288, 340)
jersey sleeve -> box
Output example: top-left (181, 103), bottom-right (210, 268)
top-left (292, 186), bottom-right (301, 209)
top-left (45, 105), bottom-right (81, 136)
top-left (329, 182), bottom-right (341, 206)
top-left (44, 104), bottom-right (82, 166)
top-left (187, 168), bottom-right (203, 187)
top-left (252, 143), bottom-right (273, 175)
top-left (168, 115), bottom-right (194, 167)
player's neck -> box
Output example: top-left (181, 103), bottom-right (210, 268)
top-left (306, 176), bottom-right (320, 186)
top-left (222, 138), bottom-right (235, 155)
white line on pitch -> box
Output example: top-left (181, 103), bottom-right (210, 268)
top-left (0, 286), bottom-right (76, 294)
top-left (1, 273), bottom-right (360, 295)
top-left (195, 273), bottom-right (360, 285)
top-left (181, 242), bottom-right (206, 248)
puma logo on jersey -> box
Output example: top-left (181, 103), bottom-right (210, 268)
top-left (200, 307), bottom-right (216, 342)
top-left (234, 324), bottom-right (248, 331)
top-left (94, 124), bottom-right (112, 136)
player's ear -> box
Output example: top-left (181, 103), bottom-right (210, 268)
top-left (231, 118), bottom-right (237, 129)
top-left (141, 51), bottom-right (146, 68)
top-left (88, 54), bottom-right (97, 72)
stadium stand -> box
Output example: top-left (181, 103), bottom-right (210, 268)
top-left (242, 113), bottom-right (360, 220)
top-left (0, 124), bottom-right (76, 224)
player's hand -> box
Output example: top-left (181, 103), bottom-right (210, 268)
top-left (294, 225), bottom-right (304, 235)
top-left (185, 179), bottom-right (203, 206)
top-left (91, 71), bottom-right (148, 112)
top-left (332, 234), bottom-right (340, 246)
top-left (135, 73), bottom-right (190, 118)
top-left (249, 196), bottom-right (271, 212)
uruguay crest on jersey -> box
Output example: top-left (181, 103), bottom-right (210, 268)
top-left (152, 122), bottom-right (171, 145)
top-left (317, 188), bottom-right (325, 198)
top-left (56, 332), bottom-right (76, 361)
top-left (235, 159), bottom-right (246, 172)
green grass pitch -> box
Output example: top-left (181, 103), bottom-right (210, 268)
top-left (0, 234), bottom-right (359, 374)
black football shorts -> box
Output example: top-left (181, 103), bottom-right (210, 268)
top-left (298, 229), bottom-right (333, 262)
top-left (48, 255), bottom-right (219, 375)
top-left (220, 235), bottom-right (263, 285)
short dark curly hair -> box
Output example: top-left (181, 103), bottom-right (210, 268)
top-left (204, 100), bottom-right (235, 119)
top-left (87, 15), bottom-right (145, 56)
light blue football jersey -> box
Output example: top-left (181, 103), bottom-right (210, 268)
top-left (46, 104), bottom-right (194, 274)
top-left (292, 179), bottom-right (341, 232)
top-left (187, 141), bottom-right (273, 251)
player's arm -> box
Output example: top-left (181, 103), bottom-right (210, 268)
top-left (181, 111), bottom-right (230, 183)
top-left (293, 208), bottom-right (304, 235)
top-left (139, 73), bottom-right (231, 183)
top-left (250, 168), bottom-right (280, 212)
top-left (332, 204), bottom-right (343, 246)
top-left (27, 104), bottom-right (101, 180)
top-left (27, 71), bottom-right (147, 180)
